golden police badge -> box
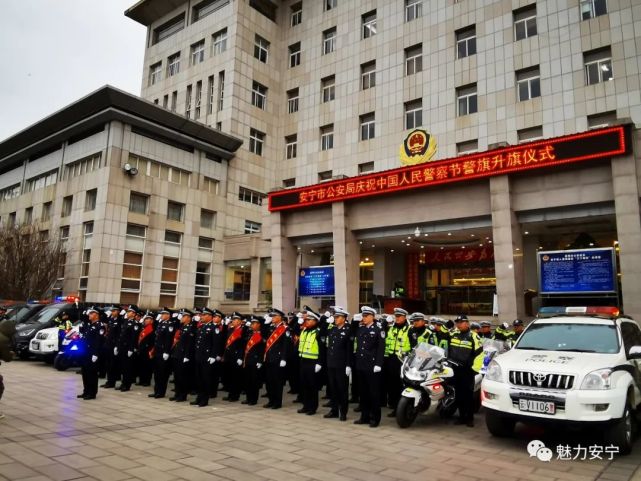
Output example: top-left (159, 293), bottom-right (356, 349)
top-left (399, 129), bottom-right (437, 166)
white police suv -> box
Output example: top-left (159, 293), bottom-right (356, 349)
top-left (482, 306), bottom-right (641, 453)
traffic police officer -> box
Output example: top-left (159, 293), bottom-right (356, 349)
top-left (263, 308), bottom-right (291, 410)
top-left (101, 306), bottom-right (122, 388)
top-left (223, 312), bottom-right (246, 402)
top-left (430, 317), bottom-right (451, 353)
top-left (243, 315), bottom-right (265, 406)
top-left (170, 309), bottom-right (197, 402)
top-left (512, 319), bottom-right (525, 340)
top-left (407, 312), bottom-right (432, 348)
top-left (354, 306), bottom-right (385, 428)
top-left (77, 307), bottom-right (103, 400)
top-left (448, 314), bottom-right (484, 427)
top-left (324, 306), bottom-right (352, 421)
top-left (383, 308), bottom-right (411, 416)
top-left (297, 309), bottom-right (324, 415)
top-left (478, 321), bottom-right (493, 339)
top-left (117, 305), bottom-right (140, 392)
top-left (492, 322), bottom-right (514, 343)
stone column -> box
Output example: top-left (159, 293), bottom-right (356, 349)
top-left (248, 257), bottom-right (261, 312)
top-left (373, 250), bottom-right (391, 297)
top-left (270, 212), bottom-right (297, 312)
top-left (332, 202), bottom-right (360, 315)
top-left (490, 176), bottom-right (525, 320)
top-left (612, 153), bottom-right (641, 321)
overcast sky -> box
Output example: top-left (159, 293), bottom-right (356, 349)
top-left (0, 0), bottom-right (146, 142)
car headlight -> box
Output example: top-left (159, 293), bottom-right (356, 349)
top-left (49, 331), bottom-right (59, 340)
top-left (484, 360), bottom-right (503, 382)
top-left (20, 329), bottom-right (35, 337)
top-left (580, 369), bottom-right (612, 390)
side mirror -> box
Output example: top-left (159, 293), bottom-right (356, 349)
top-left (628, 346), bottom-right (641, 359)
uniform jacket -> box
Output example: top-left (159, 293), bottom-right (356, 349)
top-left (171, 321), bottom-right (197, 360)
top-left (326, 324), bottom-right (353, 369)
top-left (194, 321), bottom-right (225, 363)
top-left (82, 321), bottom-right (104, 358)
top-left (118, 317), bottom-right (140, 352)
top-left (105, 316), bottom-right (121, 348)
top-left (264, 322), bottom-right (291, 364)
top-left (154, 319), bottom-right (178, 358)
top-left (355, 323), bottom-right (385, 371)
top-left (244, 330), bottom-right (265, 368)
top-left (448, 329), bottom-right (484, 371)
top-left (224, 326), bottom-right (246, 364)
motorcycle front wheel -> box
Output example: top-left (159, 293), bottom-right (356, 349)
top-left (54, 354), bottom-right (70, 371)
top-left (396, 396), bottom-right (419, 428)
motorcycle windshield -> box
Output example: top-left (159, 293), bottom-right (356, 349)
top-left (406, 343), bottom-right (445, 370)
top-left (482, 339), bottom-right (510, 354)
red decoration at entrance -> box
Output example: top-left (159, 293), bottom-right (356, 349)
top-left (406, 253), bottom-right (420, 299)
top-left (423, 246), bottom-right (494, 265)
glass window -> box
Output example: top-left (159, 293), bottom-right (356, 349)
top-left (239, 187), bottom-right (265, 206)
top-left (588, 110), bottom-right (617, 129)
top-left (289, 42), bottom-right (301, 68)
top-left (291, 2), bottom-right (302, 26)
top-left (361, 60), bottom-right (376, 90)
top-left (285, 134), bottom-right (297, 159)
top-left (287, 88), bottom-right (299, 113)
top-left (164, 230), bottom-right (182, 244)
top-left (516, 66), bottom-right (541, 101)
top-left (456, 84), bottom-right (478, 116)
top-left (224, 260), bottom-right (251, 301)
top-left (167, 201), bottom-right (185, 222)
top-left (213, 28), bottom-right (228, 54)
top-left (323, 27), bottom-right (336, 55)
top-left (191, 40), bottom-right (205, 65)
top-left (167, 52), bottom-right (180, 76)
top-left (153, 13), bottom-right (184, 44)
top-left (129, 193), bottom-right (148, 214)
top-left (405, 99), bottom-right (422, 129)
top-left (456, 26), bottom-right (476, 59)
top-left (360, 112), bottom-right (375, 141)
top-left (405, 0), bottom-right (422, 22)
top-left (584, 47), bottom-right (613, 85)
top-left (515, 323), bottom-right (619, 354)
top-left (244, 220), bottom-right (262, 234)
top-left (149, 62), bottom-right (162, 85)
top-left (318, 170), bottom-right (333, 181)
top-left (320, 124), bottom-right (334, 151)
top-left (201, 209), bottom-right (216, 229)
top-left (193, 0), bottom-right (230, 22)
top-left (61, 196), bottom-right (73, 218)
top-left (321, 75), bottom-right (335, 103)
top-left (456, 139), bottom-right (478, 155)
top-left (199, 237), bottom-right (214, 251)
top-left (85, 189), bottom-right (97, 212)
top-left (514, 5), bottom-right (537, 41)
top-left (283, 178), bottom-right (295, 188)
top-left (195, 262), bottom-right (211, 302)
top-left (161, 257), bottom-right (179, 294)
top-left (24, 207), bottom-right (33, 224)
top-left (254, 35), bottom-right (270, 63)
top-left (325, 0), bottom-right (336, 11)
top-left (358, 162), bottom-right (374, 174)
top-left (581, 0), bottom-right (607, 20)
top-left (517, 126), bottom-right (543, 143)
top-left (405, 44), bottom-right (422, 75)
top-left (249, 128), bottom-right (265, 156)
top-left (362, 10), bottom-right (376, 39)
top-left (41, 202), bottom-right (52, 221)
top-left (251, 81), bottom-right (267, 109)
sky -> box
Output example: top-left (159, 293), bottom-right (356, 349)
top-left (0, 0), bottom-right (147, 142)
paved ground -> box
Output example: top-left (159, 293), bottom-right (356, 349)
top-left (1, 361), bottom-right (641, 481)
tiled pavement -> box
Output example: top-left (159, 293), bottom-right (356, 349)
top-left (1, 361), bottom-right (640, 481)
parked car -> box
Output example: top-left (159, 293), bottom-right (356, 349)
top-left (28, 326), bottom-right (59, 363)
top-left (5, 303), bottom-right (47, 325)
top-left (13, 303), bottom-right (80, 359)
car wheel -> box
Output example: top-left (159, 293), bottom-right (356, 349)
top-left (18, 350), bottom-right (30, 360)
top-left (604, 403), bottom-right (634, 455)
top-left (485, 409), bottom-right (516, 437)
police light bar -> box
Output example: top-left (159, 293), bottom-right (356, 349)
top-left (537, 306), bottom-right (620, 318)
top-left (54, 295), bottom-right (80, 303)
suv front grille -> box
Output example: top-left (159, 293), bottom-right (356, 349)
top-left (509, 370), bottom-right (574, 389)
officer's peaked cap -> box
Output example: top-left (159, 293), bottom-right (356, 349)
top-left (394, 308), bottom-right (409, 316)
top-left (332, 306), bottom-right (349, 317)
top-left (231, 311), bottom-right (243, 320)
top-left (268, 307), bottom-right (286, 318)
top-left (409, 312), bottom-right (425, 321)
top-left (360, 306), bottom-right (376, 315)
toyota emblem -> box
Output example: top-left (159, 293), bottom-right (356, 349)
top-left (532, 373), bottom-right (546, 386)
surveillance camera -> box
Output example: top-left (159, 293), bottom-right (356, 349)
top-left (129, 167), bottom-right (138, 176)
top-left (123, 163), bottom-right (131, 172)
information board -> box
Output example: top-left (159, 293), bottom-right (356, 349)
top-left (538, 248), bottom-right (617, 295)
top-left (298, 266), bottom-right (335, 297)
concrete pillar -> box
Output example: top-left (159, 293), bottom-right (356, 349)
top-left (373, 250), bottom-right (391, 297)
top-left (490, 176), bottom-right (525, 320)
top-left (270, 212), bottom-right (297, 312)
top-left (248, 257), bottom-right (261, 311)
top-left (612, 153), bottom-right (641, 321)
top-left (332, 202), bottom-right (360, 315)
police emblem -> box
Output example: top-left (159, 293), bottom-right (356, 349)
top-left (399, 129), bottom-right (437, 166)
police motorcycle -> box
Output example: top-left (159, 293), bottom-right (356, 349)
top-left (470, 339), bottom-right (511, 411)
top-left (53, 325), bottom-right (83, 371)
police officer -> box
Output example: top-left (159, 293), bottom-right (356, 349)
top-left (471, 322), bottom-right (481, 335)
top-left (192, 308), bottom-right (218, 407)
top-left (208, 310), bottom-right (226, 398)
top-left (448, 314), bottom-right (484, 427)
top-left (77, 307), bottom-right (104, 400)
top-left (383, 308), bottom-right (411, 416)
top-left (407, 313), bottom-right (432, 348)
top-left (297, 309), bottom-right (324, 416)
top-left (286, 312), bottom-right (302, 397)
top-left (149, 308), bottom-right (177, 399)
top-left (430, 317), bottom-right (451, 352)
top-left (101, 306), bottom-right (122, 388)
top-left (348, 313), bottom-right (361, 405)
top-left (54, 312), bottom-right (73, 352)
top-left (243, 315), bottom-right (265, 406)
top-left (223, 312), bottom-right (246, 402)
top-left (354, 306), bottom-right (385, 428)
top-left (263, 308), bottom-right (291, 410)
top-left (117, 306), bottom-right (141, 392)
top-left (492, 322), bottom-right (514, 343)
top-left (169, 309), bottom-right (197, 402)
top-left (478, 321), bottom-right (493, 339)
top-left (136, 311), bottom-right (155, 386)
top-left (512, 319), bottom-right (525, 340)
top-left (324, 306), bottom-right (352, 421)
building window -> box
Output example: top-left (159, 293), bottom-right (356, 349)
top-left (218, 71), bottom-right (225, 111)
top-left (321, 75), bottom-right (335, 103)
top-left (323, 27), bottom-right (336, 55)
top-left (186, 84), bottom-right (192, 118)
top-left (581, 0), bottom-right (607, 20)
top-left (318, 170), bottom-right (333, 181)
top-left (167, 201), bottom-right (185, 222)
top-left (405, 99), bottom-right (422, 130)
top-left (60, 225), bottom-right (70, 241)
top-left (584, 47), bottom-right (613, 85)
top-left (514, 5), bottom-right (537, 41)
top-left (153, 14), bottom-right (185, 44)
top-left (164, 230), bottom-right (182, 245)
top-left (61, 195), bottom-right (73, 218)
top-left (167, 53), bottom-right (180, 76)
top-left (360, 112), bottom-right (375, 141)
top-left (325, 0), bottom-right (336, 11)
top-left (212, 28), bottom-right (228, 54)
top-left (149, 62), bottom-right (162, 85)
top-left (517, 126), bottom-right (543, 143)
top-left (191, 40), bottom-right (205, 65)
top-left (129, 193), bottom-right (148, 214)
top-left (361, 60), bottom-right (376, 90)
top-left (203, 176), bottom-right (220, 195)
top-left (85, 189), bottom-right (97, 212)
top-left (362, 10), bottom-right (376, 39)
top-left (405, 0), bottom-right (422, 22)
top-left (121, 251), bottom-right (143, 303)
top-left (193, 0), bottom-right (230, 22)
top-left (320, 124), bottom-right (334, 151)
top-left (254, 35), bottom-right (270, 63)
top-left (128, 155), bottom-right (191, 187)
top-left (224, 260), bottom-right (251, 301)
top-left (0, 184), bottom-right (20, 202)
top-left (588, 110), bottom-right (617, 129)
top-left (405, 44), bottom-right (422, 76)
top-left (287, 88), bottom-right (299, 113)
top-left (244, 220), bottom-right (262, 234)
top-left (41, 202), bottom-right (52, 222)
top-left (516, 66), bottom-right (541, 101)
top-left (457, 139), bottom-right (478, 155)
top-left (239, 187), bottom-right (265, 206)
top-left (83, 221), bottom-right (94, 239)
top-left (291, 2), bottom-right (302, 26)
top-left (39, 229), bottom-right (49, 243)
top-left (24, 207), bottom-right (33, 224)
top-left (251, 81), bottom-right (268, 109)
top-left (198, 236), bottom-right (214, 251)
top-left (79, 249), bottom-right (91, 291)
top-left (195, 81), bottom-right (203, 119)
top-left (289, 42), bottom-right (301, 68)
top-left (359, 161), bottom-right (374, 174)
top-left (161, 257), bottom-right (179, 296)
top-left (249, 128), bottom-right (265, 156)
top-left (7, 212), bottom-right (16, 228)
top-left (201, 209), bottom-right (216, 229)
top-left (163, 95), bottom-right (168, 108)
top-left (207, 75), bottom-right (215, 114)
top-left (171, 91), bottom-right (177, 112)
top-left (25, 169), bottom-right (58, 192)
top-left (285, 134), bottom-right (297, 159)
top-left (456, 84), bottom-right (478, 116)
top-left (456, 25), bottom-right (476, 59)
top-left (63, 153), bottom-right (102, 180)
top-left (194, 262), bottom-right (211, 307)
top-left (283, 178), bottom-right (295, 188)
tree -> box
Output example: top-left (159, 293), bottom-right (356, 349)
top-left (0, 223), bottom-right (66, 300)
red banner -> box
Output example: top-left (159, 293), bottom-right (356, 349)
top-left (422, 246), bottom-right (494, 265)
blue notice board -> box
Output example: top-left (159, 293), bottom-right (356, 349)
top-left (538, 248), bottom-right (617, 295)
top-left (299, 266), bottom-right (335, 297)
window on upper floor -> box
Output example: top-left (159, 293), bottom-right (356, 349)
top-left (405, 0), bottom-right (422, 22)
top-left (318, 170), bottom-right (333, 181)
top-left (149, 62), bottom-right (162, 86)
top-left (516, 66), bottom-right (541, 101)
top-left (289, 42), bottom-right (301, 68)
top-left (285, 134), bottom-right (297, 159)
top-left (191, 40), bottom-right (205, 65)
top-left (0, 184), bottom-right (20, 202)
top-left (456, 84), bottom-right (478, 116)
top-left (320, 124), bottom-right (334, 151)
top-left (212, 28), bottom-right (228, 55)
top-left (456, 139), bottom-right (478, 155)
top-left (581, 0), bottom-right (607, 20)
top-left (321, 75), bottom-right (336, 103)
top-left (61, 195), bottom-right (73, 218)
top-left (167, 201), bottom-right (185, 222)
top-left (584, 47), bottom-right (613, 85)
top-left (456, 25), bottom-right (476, 59)
top-left (153, 13), bottom-right (185, 44)
top-left (254, 35), bottom-right (270, 63)
top-left (405, 44), bottom-right (422, 75)
top-left (361, 60), bottom-right (376, 90)
top-left (239, 187), bottom-right (266, 206)
top-left (63, 153), bottom-right (102, 180)
top-left (129, 192), bottom-right (148, 215)
top-left (249, 128), bottom-right (265, 156)
top-left (287, 88), bottom-right (299, 113)
top-left (200, 209), bottom-right (216, 229)
top-left (244, 220), bottom-right (262, 234)
top-left (517, 126), bottom-right (543, 143)
top-left (325, 0), bottom-right (336, 11)
top-left (283, 178), bottom-right (296, 188)
top-left (359, 162), bottom-right (375, 174)
top-left (323, 27), bottom-right (336, 55)
top-left (251, 81), bottom-right (267, 110)
top-left (588, 110), bottom-right (617, 129)
top-left (249, 0), bottom-right (276, 22)
top-left (514, 5), bottom-right (537, 41)
top-left (167, 52), bottom-right (180, 77)
top-left (362, 10), bottom-right (377, 39)
top-left (291, 2), bottom-right (302, 26)
top-left (405, 99), bottom-right (423, 129)
top-left (360, 112), bottom-right (375, 141)
top-left (85, 189), bottom-right (97, 212)
top-left (25, 169), bottom-right (58, 192)
top-left (192, 0), bottom-right (230, 22)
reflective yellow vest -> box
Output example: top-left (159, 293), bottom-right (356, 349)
top-left (385, 324), bottom-right (410, 357)
top-left (299, 328), bottom-right (319, 360)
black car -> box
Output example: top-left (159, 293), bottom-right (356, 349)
top-left (13, 303), bottom-right (81, 359)
top-left (5, 303), bottom-right (47, 325)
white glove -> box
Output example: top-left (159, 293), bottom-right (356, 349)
top-left (297, 318), bottom-right (304, 325)
top-left (127, 350), bottom-right (133, 357)
top-left (327, 316), bottom-right (334, 324)
top-left (373, 365), bottom-right (382, 373)
top-left (208, 357), bottom-right (215, 364)
top-left (236, 359), bottom-right (243, 366)
top-left (162, 353), bottom-right (169, 361)
top-left (91, 355), bottom-right (98, 363)
top-left (296, 312), bottom-right (304, 319)
top-left (183, 357), bottom-right (189, 363)
top-left (387, 314), bottom-right (395, 323)
top-left (315, 364), bottom-right (322, 373)
top-left (353, 313), bottom-right (362, 322)
top-left (215, 356), bottom-right (222, 361)
top-left (256, 363), bottom-right (262, 369)
top-left (113, 347), bottom-right (118, 355)
top-left (324, 311), bottom-right (331, 318)
top-left (264, 315), bottom-right (272, 324)
top-left (194, 315), bottom-right (201, 322)
top-left (279, 360), bottom-right (287, 367)
top-left (346, 366), bottom-right (352, 376)
top-left (120, 309), bottom-right (126, 316)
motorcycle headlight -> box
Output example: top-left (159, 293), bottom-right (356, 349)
top-left (485, 360), bottom-right (503, 382)
top-left (406, 367), bottom-right (427, 381)
top-left (581, 369), bottom-right (612, 390)
top-left (20, 329), bottom-right (35, 337)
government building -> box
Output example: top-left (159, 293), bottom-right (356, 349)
top-left (1, 0), bottom-right (640, 322)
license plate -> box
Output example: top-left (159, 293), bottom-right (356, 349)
top-left (519, 399), bottom-right (555, 414)
top-left (32, 341), bottom-right (40, 349)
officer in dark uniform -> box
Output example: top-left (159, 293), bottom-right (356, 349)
top-left (512, 319), bottom-right (525, 341)
top-left (263, 308), bottom-right (291, 410)
top-left (448, 314), bottom-right (484, 427)
top-left (492, 322), bottom-right (514, 343)
top-left (407, 312), bottom-right (432, 348)
top-left (208, 309), bottom-right (226, 398)
top-left (169, 309), bottom-right (197, 402)
top-left (149, 308), bottom-right (176, 399)
top-left (348, 314), bottom-right (361, 405)
top-left (243, 315), bottom-right (265, 405)
top-left (286, 312), bottom-right (302, 397)
top-left (192, 307), bottom-right (216, 406)
top-left (77, 307), bottom-right (104, 400)
top-left (354, 306), bottom-right (385, 428)
top-left (101, 306), bottom-right (122, 388)
top-left (324, 306), bottom-right (352, 421)
top-left (117, 306), bottom-right (141, 392)
top-left (136, 311), bottom-right (155, 386)
top-left (223, 312), bottom-right (246, 402)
